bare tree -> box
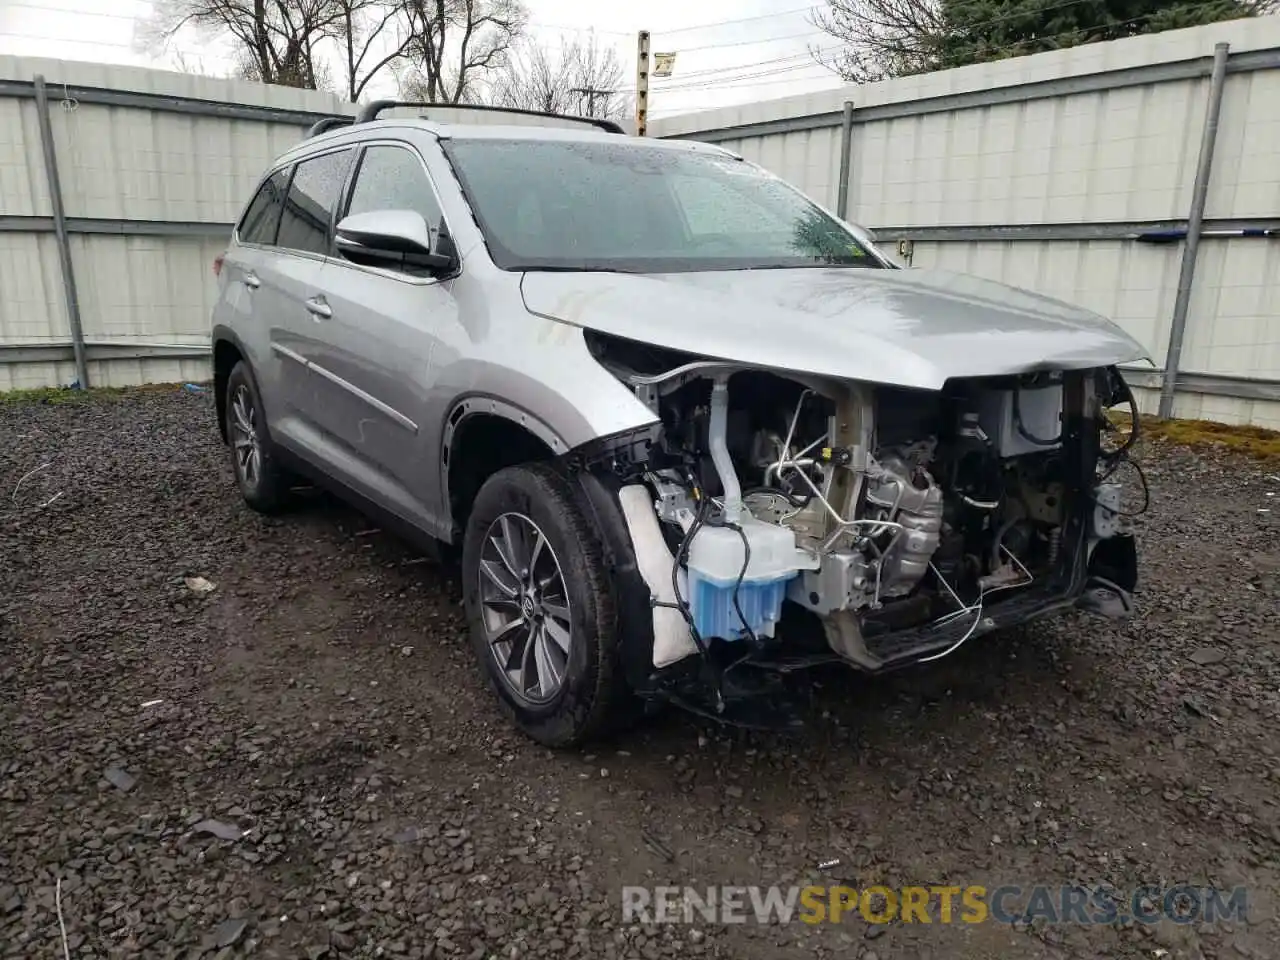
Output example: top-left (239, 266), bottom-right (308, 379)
top-left (811, 0), bottom-right (944, 82)
top-left (488, 34), bottom-right (626, 120)
top-left (145, 0), bottom-right (345, 89)
top-left (398, 0), bottom-right (526, 104)
top-left (330, 0), bottom-right (414, 101)
top-left (166, 48), bottom-right (220, 76)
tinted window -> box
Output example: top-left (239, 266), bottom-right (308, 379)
top-left (277, 149), bottom-right (353, 256)
top-left (442, 139), bottom-right (881, 273)
top-left (238, 169), bottom-right (288, 245)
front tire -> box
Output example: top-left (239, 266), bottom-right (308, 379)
top-left (224, 360), bottom-right (292, 514)
top-left (462, 464), bottom-right (627, 746)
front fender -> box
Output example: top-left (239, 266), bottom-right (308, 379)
top-left (427, 330), bottom-right (659, 525)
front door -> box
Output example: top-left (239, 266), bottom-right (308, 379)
top-left (303, 141), bottom-right (460, 533)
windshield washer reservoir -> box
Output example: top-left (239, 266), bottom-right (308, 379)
top-left (686, 517), bottom-right (816, 641)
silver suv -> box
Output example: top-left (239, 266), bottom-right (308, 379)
top-left (212, 102), bottom-right (1147, 745)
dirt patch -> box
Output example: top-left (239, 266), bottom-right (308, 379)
top-left (2, 388), bottom-right (1278, 960)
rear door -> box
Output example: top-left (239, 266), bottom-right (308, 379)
top-left (267, 147), bottom-right (356, 446)
top-left (303, 140), bottom-right (460, 530)
top-left (220, 168), bottom-right (306, 429)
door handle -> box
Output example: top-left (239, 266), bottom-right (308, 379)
top-left (243, 271), bottom-right (261, 290)
top-left (305, 296), bottom-right (332, 320)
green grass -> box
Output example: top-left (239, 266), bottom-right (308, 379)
top-left (1142, 415), bottom-right (1280, 460)
top-left (0, 386), bottom-right (94, 405)
top-left (1110, 412), bottom-right (1280, 461)
top-left (0, 382), bottom-right (211, 406)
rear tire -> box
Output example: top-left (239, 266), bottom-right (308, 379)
top-left (462, 463), bottom-right (628, 746)
top-left (225, 360), bottom-right (293, 514)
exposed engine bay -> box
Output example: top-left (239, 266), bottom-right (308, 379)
top-left (580, 332), bottom-right (1142, 714)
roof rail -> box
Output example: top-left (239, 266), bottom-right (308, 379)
top-left (352, 99), bottom-right (626, 135)
top-left (305, 116), bottom-right (354, 138)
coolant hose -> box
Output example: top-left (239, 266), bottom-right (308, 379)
top-left (709, 376), bottom-right (742, 523)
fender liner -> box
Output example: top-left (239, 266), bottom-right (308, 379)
top-left (573, 469), bottom-right (658, 695)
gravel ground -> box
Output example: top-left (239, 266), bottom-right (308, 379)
top-left (2, 388), bottom-right (1279, 960)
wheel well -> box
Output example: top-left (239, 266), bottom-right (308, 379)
top-left (447, 414), bottom-right (555, 538)
top-left (213, 339), bottom-right (243, 443)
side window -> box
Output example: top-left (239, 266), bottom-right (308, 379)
top-left (277, 149), bottom-right (354, 256)
top-left (345, 145), bottom-right (446, 249)
top-left (237, 169), bottom-right (288, 245)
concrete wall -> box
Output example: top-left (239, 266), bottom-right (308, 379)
top-left (653, 17), bottom-right (1280, 427)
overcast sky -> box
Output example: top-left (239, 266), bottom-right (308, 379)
top-left (0, 0), bottom-right (846, 117)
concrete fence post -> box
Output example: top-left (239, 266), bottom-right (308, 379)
top-left (33, 74), bottom-right (89, 390)
top-left (1159, 42), bottom-right (1230, 419)
top-left (836, 100), bottom-right (854, 219)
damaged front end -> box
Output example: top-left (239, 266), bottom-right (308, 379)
top-left (569, 333), bottom-right (1142, 722)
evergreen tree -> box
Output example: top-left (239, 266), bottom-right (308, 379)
top-left (813, 0), bottom-right (1274, 81)
top-left (935, 0), bottom-right (1258, 69)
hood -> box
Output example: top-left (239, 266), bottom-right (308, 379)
top-left (520, 266), bottom-right (1148, 390)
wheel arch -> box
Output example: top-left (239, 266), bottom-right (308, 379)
top-left (211, 326), bottom-right (250, 444)
top-left (442, 397), bottom-right (568, 541)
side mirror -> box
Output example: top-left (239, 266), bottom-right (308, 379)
top-left (335, 210), bottom-right (455, 275)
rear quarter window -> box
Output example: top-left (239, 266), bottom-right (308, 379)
top-left (237, 169), bottom-right (289, 245)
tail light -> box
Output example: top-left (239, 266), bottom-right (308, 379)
top-left (213, 253), bottom-right (225, 277)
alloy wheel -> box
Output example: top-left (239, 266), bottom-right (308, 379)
top-left (229, 384), bottom-right (261, 489)
top-left (477, 512), bottom-right (573, 705)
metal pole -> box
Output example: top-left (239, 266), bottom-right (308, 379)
top-left (1159, 42), bottom-right (1229, 419)
top-left (836, 100), bottom-right (854, 219)
top-left (635, 31), bottom-right (650, 137)
top-left (33, 74), bottom-right (89, 390)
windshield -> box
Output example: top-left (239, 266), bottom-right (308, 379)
top-left (442, 139), bottom-right (883, 273)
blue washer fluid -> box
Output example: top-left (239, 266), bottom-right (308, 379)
top-left (687, 568), bottom-right (795, 641)
top-left (684, 520), bottom-right (807, 642)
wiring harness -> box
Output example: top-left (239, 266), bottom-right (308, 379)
top-left (1097, 368), bottom-right (1150, 518)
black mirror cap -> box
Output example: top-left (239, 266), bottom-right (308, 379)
top-left (335, 236), bottom-right (457, 277)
